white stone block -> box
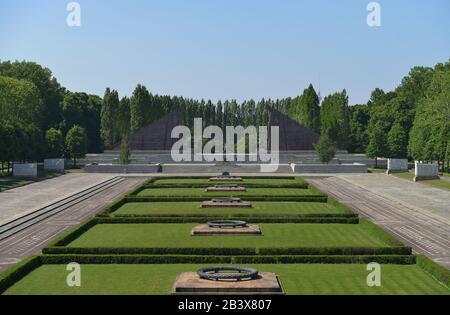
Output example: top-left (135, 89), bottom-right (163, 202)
top-left (387, 159), bottom-right (408, 174)
top-left (13, 163), bottom-right (38, 178)
top-left (414, 162), bottom-right (439, 181)
top-left (44, 159), bottom-right (65, 172)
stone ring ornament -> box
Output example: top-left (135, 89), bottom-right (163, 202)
top-left (214, 184), bottom-right (239, 188)
top-left (197, 266), bottom-right (259, 281)
top-left (211, 197), bottom-right (241, 203)
top-left (207, 220), bottom-right (248, 228)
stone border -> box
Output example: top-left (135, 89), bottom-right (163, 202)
top-left (171, 272), bottom-right (284, 295)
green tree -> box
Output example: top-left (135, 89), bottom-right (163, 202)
top-left (290, 84), bottom-right (320, 132)
top-left (130, 84), bottom-right (150, 132)
top-left (119, 135), bottom-right (131, 165)
top-left (85, 95), bottom-right (103, 153)
top-left (0, 75), bottom-right (43, 127)
top-left (0, 60), bottom-right (65, 130)
top-left (314, 134), bottom-right (336, 164)
top-left (61, 92), bottom-right (88, 133)
top-left (118, 97), bottom-right (131, 164)
top-left (65, 125), bottom-right (87, 166)
top-left (348, 104), bottom-right (370, 153)
top-left (100, 88), bottom-right (120, 148)
top-left (366, 121), bottom-right (389, 168)
top-left (409, 60), bottom-right (450, 163)
top-left (45, 128), bottom-right (63, 158)
top-left (387, 123), bottom-right (408, 158)
top-left (320, 90), bottom-right (350, 149)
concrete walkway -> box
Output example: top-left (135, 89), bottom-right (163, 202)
top-left (339, 174), bottom-right (450, 223)
top-left (0, 173), bottom-right (117, 226)
top-left (0, 176), bottom-right (146, 272)
top-left (307, 174), bottom-right (450, 269)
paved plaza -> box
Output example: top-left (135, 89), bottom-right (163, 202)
top-left (0, 175), bottom-right (146, 272)
top-left (307, 174), bottom-right (450, 269)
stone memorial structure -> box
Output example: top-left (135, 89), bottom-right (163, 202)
top-left (191, 220), bottom-right (262, 236)
top-left (205, 184), bottom-right (246, 192)
top-left (13, 163), bottom-right (38, 178)
top-left (414, 162), bottom-right (440, 181)
top-left (44, 159), bottom-right (65, 172)
top-left (386, 158), bottom-right (408, 174)
top-left (201, 197), bottom-right (252, 208)
top-left (172, 267), bottom-right (284, 294)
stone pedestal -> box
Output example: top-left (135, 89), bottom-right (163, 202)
top-left (191, 224), bottom-right (262, 236)
top-left (209, 177), bottom-right (243, 182)
top-left (44, 159), bottom-right (65, 172)
top-left (386, 159), bottom-right (408, 174)
top-left (414, 162), bottom-right (439, 181)
top-left (205, 186), bottom-right (246, 192)
top-left (201, 200), bottom-right (252, 208)
top-left (13, 163), bottom-right (37, 178)
top-left (171, 272), bottom-right (284, 295)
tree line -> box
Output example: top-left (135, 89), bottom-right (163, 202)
top-left (0, 59), bottom-right (449, 171)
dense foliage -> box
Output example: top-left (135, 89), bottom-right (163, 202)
top-left (0, 59), bottom-right (448, 172)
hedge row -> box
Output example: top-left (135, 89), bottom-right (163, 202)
top-left (112, 213), bottom-right (358, 218)
top-left (47, 218), bottom-right (98, 247)
top-left (127, 177), bottom-right (309, 196)
top-left (417, 255), bottom-right (450, 288)
top-left (95, 216), bottom-right (359, 224)
top-left (0, 256), bottom-right (42, 294)
top-left (39, 254), bottom-right (417, 265)
top-left (124, 196), bottom-right (328, 202)
top-left (146, 183), bottom-right (309, 189)
top-left (151, 176), bottom-right (297, 180)
top-left (43, 246), bottom-right (410, 256)
top-left (259, 246), bottom-right (412, 256)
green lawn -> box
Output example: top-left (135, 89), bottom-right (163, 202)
top-left (153, 177), bottom-right (305, 186)
top-left (394, 172), bottom-right (450, 190)
top-left (394, 172), bottom-right (415, 181)
top-left (136, 187), bottom-right (321, 197)
top-left (113, 201), bottom-right (350, 217)
top-left (3, 264), bottom-right (448, 295)
top-left (66, 220), bottom-right (400, 248)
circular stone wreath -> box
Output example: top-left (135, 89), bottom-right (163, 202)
top-left (197, 266), bottom-right (259, 281)
top-left (207, 220), bottom-right (248, 228)
top-left (211, 197), bottom-right (242, 203)
top-left (214, 184), bottom-right (239, 188)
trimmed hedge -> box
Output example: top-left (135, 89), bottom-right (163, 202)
top-left (95, 216), bottom-right (359, 224)
top-left (112, 213), bottom-right (358, 218)
top-left (39, 254), bottom-right (416, 265)
top-left (47, 218), bottom-right (98, 247)
top-left (417, 255), bottom-right (450, 288)
top-left (43, 246), bottom-right (410, 256)
top-left (259, 246), bottom-right (412, 256)
top-left (147, 183), bottom-right (309, 189)
top-left (0, 256), bottom-right (42, 294)
top-left (43, 247), bottom-right (256, 256)
top-left (123, 196), bottom-right (328, 202)
top-left (126, 177), bottom-right (309, 196)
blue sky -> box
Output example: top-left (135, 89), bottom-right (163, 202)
top-left (0, 0), bottom-right (449, 104)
